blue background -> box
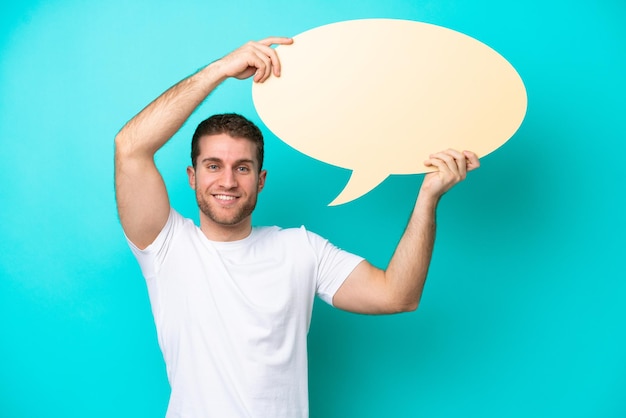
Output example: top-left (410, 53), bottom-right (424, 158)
top-left (1, 0), bottom-right (624, 417)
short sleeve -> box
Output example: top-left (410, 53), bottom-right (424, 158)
top-left (125, 208), bottom-right (183, 280)
top-left (304, 229), bottom-right (364, 306)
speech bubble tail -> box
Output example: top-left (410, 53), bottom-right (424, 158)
top-left (328, 171), bottom-right (389, 206)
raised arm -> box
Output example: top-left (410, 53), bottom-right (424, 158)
top-left (114, 37), bottom-right (293, 249)
top-left (332, 149), bottom-right (480, 314)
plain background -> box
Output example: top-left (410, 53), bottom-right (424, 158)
top-left (1, 0), bottom-right (624, 417)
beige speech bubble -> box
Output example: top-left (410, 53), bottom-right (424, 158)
top-left (252, 19), bottom-right (527, 205)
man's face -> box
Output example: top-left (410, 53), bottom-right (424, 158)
top-left (187, 133), bottom-right (266, 231)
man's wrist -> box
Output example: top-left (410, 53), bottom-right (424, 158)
top-left (197, 60), bottom-right (229, 86)
top-left (414, 190), bottom-right (441, 213)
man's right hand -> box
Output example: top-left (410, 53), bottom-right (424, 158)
top-left (215, 37), bottom-right (294, 83)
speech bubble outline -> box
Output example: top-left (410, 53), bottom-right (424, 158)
top-left (252, 19), bottom-right (527, 205)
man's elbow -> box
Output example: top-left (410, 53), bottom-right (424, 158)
top-left (114, 130), bottom-right (133, 156)
top-left (385, 296), bottom-right (419, 314)
top-left (114, 130), bottom-right (150, 161)
top-left (397, 300), bottom-right (419, 313)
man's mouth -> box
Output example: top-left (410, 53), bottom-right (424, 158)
top-left (213, 194), bottom-right (238, 201)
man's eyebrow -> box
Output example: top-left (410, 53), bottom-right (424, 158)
top-left (200, 157), bottom-right (255, 165)
top-left (234, 159), bottom-right (255, 165)
top-left (201, 157), bottom-right (222, 164)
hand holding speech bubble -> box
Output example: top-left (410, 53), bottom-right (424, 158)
top-left (252, 19), bottom-right (527, 205)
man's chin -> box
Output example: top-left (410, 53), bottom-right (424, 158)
top-left (200, 206), bottom-right (253, 227)
top-left (197, 195), bottom-right (256, 227)
top-left (204, 211), bottom-right (243, 226)
top-left (212, 216), bottom-right (245, 226)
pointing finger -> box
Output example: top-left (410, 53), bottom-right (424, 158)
top-left (258, 37), bottom-right (294, 47)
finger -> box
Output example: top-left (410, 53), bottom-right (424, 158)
top-left (423, 155), bottom-right (451, 174)
top-left (263, 46), bottom-right (282, 78)
top-left (270, 48), bottom-right (283, 77)
top-left (258, 37), bottom-right (294, 47)
top-left (244, 44), bottom-right (277, 82)
top-left (463, 151), bottom-right (480, 171)
top-left (256, 42), bottom-right (286, 78)
top-left (257, 51), bottom-right (273, 82)
top-left (257, 38), bottom-right (293, 77)
top-left (449, 149), bottom-right (468, 178)
top-left (248, 50), bottom-right (272, 82)
top-left (430, 149), bottom-right (465, 176)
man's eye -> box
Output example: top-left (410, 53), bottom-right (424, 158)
top-left (207, 164), bottom-right (219, 170)
top-left (237, 166), bottom-right (250, 173)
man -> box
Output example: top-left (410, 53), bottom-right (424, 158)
top-left (115, 37), bottom-right (480, 417)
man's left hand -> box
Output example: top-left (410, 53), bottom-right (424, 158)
top-left (420, 149), bottom-right (480, 199)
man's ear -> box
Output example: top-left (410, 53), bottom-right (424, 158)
top-left (258, 170), bottom-right (267, 192)
top-left (187, 166), bottom-right (196, 190)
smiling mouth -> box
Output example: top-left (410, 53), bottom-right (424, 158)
top-left (214, 194), bottom-right (238, 201)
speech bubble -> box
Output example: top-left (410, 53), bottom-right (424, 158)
top-left (252, 19), bottom-right (527, 205)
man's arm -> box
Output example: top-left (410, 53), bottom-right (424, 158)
top-left (332, 149), bottom-right (480, 314)
top-left (114, 37), bottom-right (293, 249)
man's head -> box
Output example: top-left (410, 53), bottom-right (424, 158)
top-left (187, 114), bottom-right (267, 240)
top-left (191, 113), bottom-right (264, 170)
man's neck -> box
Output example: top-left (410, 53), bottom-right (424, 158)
top-left (199, 216), bottom-right (253, 242)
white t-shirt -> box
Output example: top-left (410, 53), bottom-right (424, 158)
top-left (127, 209), bottom-right (363, 418)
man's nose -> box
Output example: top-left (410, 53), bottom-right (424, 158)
top-left (218, 169), bottom-right (238, 188)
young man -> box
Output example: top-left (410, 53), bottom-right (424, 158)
top-left (115, 37), bottom-right (479, 417)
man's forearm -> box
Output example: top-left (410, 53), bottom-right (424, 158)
top-left (115, 37), bottom-right (293, 158)
top-left (115, 63), bottom-right (226, 157)
top-left (331, 150), bottom-right (478, 315)
top-left (384, 193), bottom-right (439, 311)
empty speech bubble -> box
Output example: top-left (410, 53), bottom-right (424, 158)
top-left (252, 19), bottom-right (527, 205)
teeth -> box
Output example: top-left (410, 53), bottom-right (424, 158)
top-left (215, 195), bottom-right (236, 201)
